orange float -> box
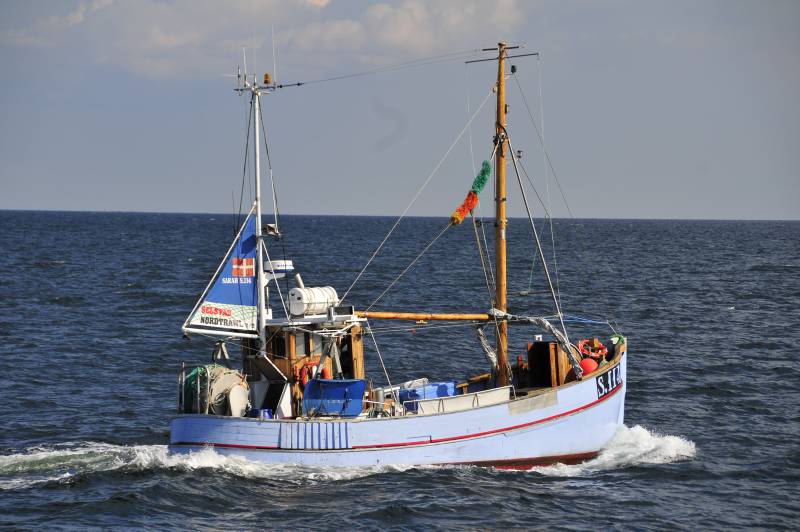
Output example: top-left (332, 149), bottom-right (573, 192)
top-left (579, 357), bottom-right (599, 374)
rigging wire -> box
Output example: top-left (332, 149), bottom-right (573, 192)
top-left (459, 70), bottom-right (502, 366)
top-left (258, 101), bottom-right (280, 233)
top-left (506, 133), bottom-right (571, 345)
top-left (189, 328), bottom-right (284, 359)
top-left (478, 200), bottom-right (495, 290)
top-left (512, 69), bottom-right (593, 303)
top-left (471, 214), bottom-right (494, 301)
top-left (464, 68), bottom-right (497, 305)
top-left (339, 88), bottom-right (495, 305)
top-left (261, 239), bottom-right (290, 320)
top-left (502, 111), bottom-right (559, 299)
top-left (471, 144), bottom-right (500, 303)
top-left (465, 64), bottom-right (478, 177)
top-left (367, 313), bottom-right (611, 335)
top-left (525, 252), bottom-right (538, 294)
top-left (512, 150), bottom-right (551, 217)
top-left (511, 151), bottom-right (551, 297)
top-left (509, 147), bottom-right (576, 299)
top-left (365, 321), bottom-right (399, 407)
top-left (236, 100), bottom-right (253, 231)
top-left (231, 191), bottom-right (236, 235)
top-left (511, 72), bottom-right (575, 218)
top-left (276, 49), bottom-right (484, 89)
top-left (257, 91), bottom-right (292, 300)
top-left (366, 221), bottom-right (451, 311)
top-left (537, 57), bottom-right (563, 310)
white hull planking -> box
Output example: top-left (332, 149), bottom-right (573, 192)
top-left (169, 353), bottom-right (626, 469)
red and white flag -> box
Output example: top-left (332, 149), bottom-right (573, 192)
top-left (232, 257), bottom-right (254, 277)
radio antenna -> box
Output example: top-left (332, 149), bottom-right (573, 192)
top-left (271, 26), bottom-right (278, 85)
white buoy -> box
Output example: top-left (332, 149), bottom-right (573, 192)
top-left (227, 384), bottom-right (249, 417)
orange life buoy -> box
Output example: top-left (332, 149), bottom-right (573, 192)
top-left (578, 338), bottom-right (608, 359)
top-left (300, 362), bottom-right (325, 387)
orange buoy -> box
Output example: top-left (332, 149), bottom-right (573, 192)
top-left (579, 357), bottom-right (599, 374)
top-left (321, 367), bottom-right (332, 379)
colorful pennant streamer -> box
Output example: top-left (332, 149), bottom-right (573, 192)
top-left (449, 160), bottom-right (492, 225)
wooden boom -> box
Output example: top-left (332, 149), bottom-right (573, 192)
top-left (355, 311), bottom-right (491, 321)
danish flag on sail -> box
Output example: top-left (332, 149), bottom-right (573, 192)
top-left (183, 211), bottom-right (260, 337)
top-left (232, 258), bottom-right (254, 277)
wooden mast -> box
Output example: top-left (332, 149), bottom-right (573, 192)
top-left (354, 43), bottom-right (513, 387)
top-left (495, 42), bottom-right (510, 386)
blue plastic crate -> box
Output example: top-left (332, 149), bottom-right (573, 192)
top-left (248, 408), bottom-right (272, 419)
top-left (303, 379), bottom-right (366, 417)
top-left (399, 381), bottom-right (457, 412)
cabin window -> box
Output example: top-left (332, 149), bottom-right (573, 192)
top-left (294, 332), bottom-right (308, 357)
top-left (269, 333), bottom-right (286, 359)
top-left (340, 337), bottom-right (354, 377)
top-left (309, 334), bottom-right (324, 358)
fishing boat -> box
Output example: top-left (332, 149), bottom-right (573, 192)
top-left (169, 42), bottom-right (627, 469)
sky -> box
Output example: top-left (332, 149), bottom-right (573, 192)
top-left (1, 0), bottom-right (798, 220)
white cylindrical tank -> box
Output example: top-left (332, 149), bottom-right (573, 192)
top-left (288, 286), bottom-right (339, 317)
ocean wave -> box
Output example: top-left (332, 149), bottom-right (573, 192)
top-left (0, 426), bottom-right (696, 489)
top-left (748, 263), bottom-right (799, 273)
top-left (529, 424), bottom-right (696, 477)
top-left (0, 442), bottom-right (415, 490)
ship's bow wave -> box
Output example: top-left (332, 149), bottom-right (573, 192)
top-left (530, 424), bottom-right (696, 477)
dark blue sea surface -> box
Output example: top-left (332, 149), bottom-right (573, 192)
top-left (0, 211), bottom-right (798, 529)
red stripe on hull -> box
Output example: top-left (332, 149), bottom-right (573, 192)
top-left (461, 451), bottom-right (599, 470)
top-left (171, 442), bottom-right (279, 450)
top-left (352, 381), bottom-right (622, 450)
top-left (170, 382), bottom-right (623, 454)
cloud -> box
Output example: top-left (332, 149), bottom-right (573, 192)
top-left (0, 29), bottom-right (48, 47)
top-left (1, 0), bottom-right (527, 78)
top-left (281, 0), bottom-right (527, 67)
top-left (286, 19), bottom-right (367, 52)
top-left (0, 0), bottom-right (113, 47)
top-left (62, 0), bottom-right (114, 27)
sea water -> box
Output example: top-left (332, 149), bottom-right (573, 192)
top-left (0, 211), bottom-right (797, 529)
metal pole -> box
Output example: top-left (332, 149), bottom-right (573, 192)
top-left (254, 88), bottom-right (268, 357)
top-left (179, 362), bottom-right (185, 412)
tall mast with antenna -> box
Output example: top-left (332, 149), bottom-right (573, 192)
top-left (495, 42), bottom-right (510, 386)
top-left (236, 57), bottom-right (269, 356)
top-left (253, 77), bottom-right (267, 356)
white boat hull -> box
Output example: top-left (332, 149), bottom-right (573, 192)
top-left (169, 353), bottom-right (626, 469)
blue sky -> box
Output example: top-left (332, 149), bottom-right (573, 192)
top-left (1, 0), bottom-right (798, 219)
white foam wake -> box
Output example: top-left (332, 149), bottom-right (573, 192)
top-left (0, 425), bottom-right (694, 488)
top-left (531, 424), bottom-right (696, 477)
top-left (0, 442), bottom-right (413, 490)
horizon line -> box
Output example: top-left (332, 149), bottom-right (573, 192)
top-left (0, 207), bottom-right (797, 223)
